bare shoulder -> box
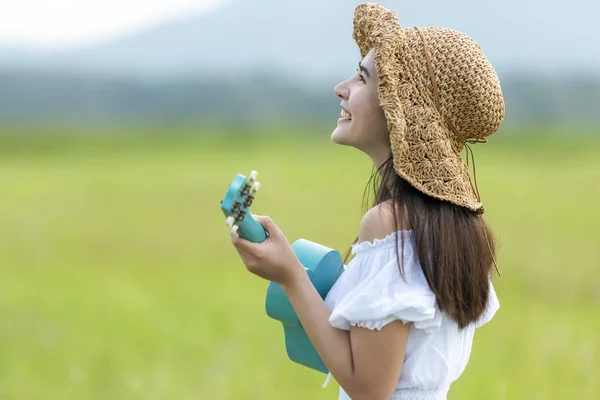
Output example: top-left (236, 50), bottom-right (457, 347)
top-left (357, 200), bottom-right (407, 244)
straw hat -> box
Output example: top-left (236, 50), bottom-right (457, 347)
top-left (352, 2), bottom-right (505, 213)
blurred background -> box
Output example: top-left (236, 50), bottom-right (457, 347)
top-left (0, 0), bottom-right (598, 399)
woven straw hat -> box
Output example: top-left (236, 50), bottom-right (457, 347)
top-left (352, 2), bottom-right (505, 213)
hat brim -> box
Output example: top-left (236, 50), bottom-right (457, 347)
top-left (352, 3), bottom-right (483, 213)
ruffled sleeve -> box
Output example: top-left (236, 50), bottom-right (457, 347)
top-left (327, 231), bottom-right (442, 333)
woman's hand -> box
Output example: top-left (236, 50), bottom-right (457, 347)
top-left (230, 215), bottom-right (305, 287)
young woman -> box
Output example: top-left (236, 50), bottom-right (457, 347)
top-left (230, 3), bottom-right (504, 399)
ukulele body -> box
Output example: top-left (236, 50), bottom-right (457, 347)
top-left (265, 239), bottom-right (343, 374)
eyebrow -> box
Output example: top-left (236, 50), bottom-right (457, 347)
top-left (358, 61), bottom-right (371, 78)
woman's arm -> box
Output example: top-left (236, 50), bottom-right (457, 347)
top-left (281, 203), bottom-right (409, 400)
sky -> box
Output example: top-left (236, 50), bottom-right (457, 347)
top-left (0, 0), bottom-right (598, 74)
top-left (0, 0), bottom-right (230, 50)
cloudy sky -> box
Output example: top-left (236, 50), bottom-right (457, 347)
top-left (0, 0), bottom-right (230, 49)
top-left (0, 0), bottom-right (598, 73)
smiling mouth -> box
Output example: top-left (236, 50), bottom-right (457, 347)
top-left (340, 108), bottom-right (352, 120)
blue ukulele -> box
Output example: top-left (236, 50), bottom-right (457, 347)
top-left (220, 170), bottom-right (344, 374)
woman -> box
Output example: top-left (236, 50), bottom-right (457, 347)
top-left (230, 3), bottom-right (504, 399)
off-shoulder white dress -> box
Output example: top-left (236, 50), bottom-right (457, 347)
top-left (322, 230), bottom-right (499, 400)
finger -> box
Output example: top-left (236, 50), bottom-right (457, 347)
top-left (230, 228), bottom-right (258, 254)
top-left (230, 244), bottom-right (258, 273)
top-left (230, 228), bottom-right (245, 247)
top-left (230, 228), bottom-right (239, 243)
top-left (230, 233), bottom-right (261, 272)
top-left (253, 215), bottom-right (277, 235)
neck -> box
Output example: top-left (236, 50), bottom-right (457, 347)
top-left (368, 144), bottom-right (397, 197)
top-left (369, 145), bottom-right (391, 172)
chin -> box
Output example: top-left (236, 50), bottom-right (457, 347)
top-left (331, 121), bottom-right (354, 145)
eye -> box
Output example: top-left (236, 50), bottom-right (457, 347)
top-left (356, 69), bottom-right (366, 83)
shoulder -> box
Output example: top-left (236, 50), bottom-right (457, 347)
top-left (357, 200), bottom-right (407, 244)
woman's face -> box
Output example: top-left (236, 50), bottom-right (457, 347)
top-left (331, 48), bottom-right (389, 160)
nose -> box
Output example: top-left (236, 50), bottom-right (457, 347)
top-left (334, 80), bottom-right (349, 100)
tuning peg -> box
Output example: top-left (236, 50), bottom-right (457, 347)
top-left (252, 181), bottom-right (260, 193)
top-left (230, 224), bottom-right (239, 234)
top-left (225, 216), bottom-right (235, 228)
top-left (248, 170), bottom-right (258, 184)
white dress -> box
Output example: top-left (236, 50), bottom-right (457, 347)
top-left (322, 230), bottom-right (499, 400)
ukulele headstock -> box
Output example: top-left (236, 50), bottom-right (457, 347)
top-left (220, 170), bottom-right (261, 235)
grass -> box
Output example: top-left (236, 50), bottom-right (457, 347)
top-left (0, 125), bottom-right (598, 399)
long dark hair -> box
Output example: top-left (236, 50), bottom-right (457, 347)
top-left (343, 152), bottom-right (498, 329)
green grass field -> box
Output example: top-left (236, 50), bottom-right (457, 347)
top-left (0, 125), bottom-right (598, 399)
